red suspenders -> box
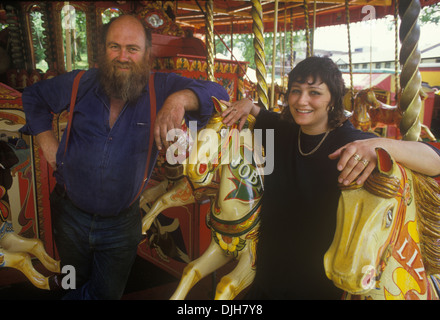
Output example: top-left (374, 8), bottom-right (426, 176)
top-left (64, 71), bottom-right (156, 205)
top-left (131, 73), bottom-right (156, 204)
top-left (64, 70), bottom-right (86, 155)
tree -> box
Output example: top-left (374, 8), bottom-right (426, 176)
top-left (419, 3), bottom-right (440, 25)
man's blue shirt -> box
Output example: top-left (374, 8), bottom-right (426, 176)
top-left (21, 69), bottom-right (229, 216)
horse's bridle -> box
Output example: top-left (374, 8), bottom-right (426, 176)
top-left (374, 164), bottom-right (409, 283)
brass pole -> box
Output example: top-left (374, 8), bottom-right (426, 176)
top-left (345, 0), bottom-right (354, 110)
top-left (271, 0), bottom-right (278, 110)
top-left (399, 0), bottom-right (422, 141)
top-left (251, 0), bottom-right (268, 110)
top-left (205, 0), bottom-right (215, 82)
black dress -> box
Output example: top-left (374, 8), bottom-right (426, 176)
top-left (247, 109), bottom-right (376, 299)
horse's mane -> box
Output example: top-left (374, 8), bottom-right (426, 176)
top-left (361, 169), bottom-right (440, 274)
top-left (363, 171), bottom-right (400, 199)
top-left (412, 172), bottom-right (440, 274)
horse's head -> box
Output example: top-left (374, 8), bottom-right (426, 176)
top-left (357, 90), bottom-right (382, 109)
top-left (324, 148), bottom-right (409, 295)
top-left (186, 97), bottom-right (254, 188)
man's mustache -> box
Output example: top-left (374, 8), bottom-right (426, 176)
top-left (112, 60), bottom-right (133, 70)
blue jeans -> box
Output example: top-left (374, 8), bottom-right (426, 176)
top-left (50, 186), bottom-right (142, 300)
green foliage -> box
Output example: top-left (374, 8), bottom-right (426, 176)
top-left (30, 10), bottom-right (48, 71)
top-left (419, 3), bottom-right (440, 25)
top-left (60, 9), bottom-right (88, 70)
top-left (215, 31), bottom-right (305, 71)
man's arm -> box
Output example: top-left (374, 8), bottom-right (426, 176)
top-left (153, 73), bottom-right (229, 151)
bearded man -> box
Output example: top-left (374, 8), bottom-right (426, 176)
top-left (20, 15), bottom-right (229, 299)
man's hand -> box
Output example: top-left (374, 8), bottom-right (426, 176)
top-left (154, 89), bottom-right (198, 150)
top-left (36, 130), bottom-right (59, 170)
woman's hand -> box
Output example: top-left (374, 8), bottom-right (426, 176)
top-left (220, 98), bottom-right (260, 131)
top-left (328, 139), bottom-right (379, 186)
top-left (330, 137), bottom-right (440, 185)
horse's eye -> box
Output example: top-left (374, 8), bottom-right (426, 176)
top-left (220, 128), bottom-right (228, 138)
top-left (385, 208), bottom-right (393, 228)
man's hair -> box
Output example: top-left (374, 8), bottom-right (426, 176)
top-left (100, 14), bottom-right (152, 49)
top-left (281, 56), bottom-right (347, 129)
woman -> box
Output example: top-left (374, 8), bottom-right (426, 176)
top-left (221, 56), bottom-right (440, 299)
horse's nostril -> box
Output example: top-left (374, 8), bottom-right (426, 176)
top-left (199, 163), bottom-right (207, 174)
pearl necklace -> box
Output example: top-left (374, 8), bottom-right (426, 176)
top-left (297, 128), bottom-right (329, 156)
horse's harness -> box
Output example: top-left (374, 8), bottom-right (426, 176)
top-left (207, 198), bottom-right (262, 238)
top-left (374, 164), bottom-right (408, 283)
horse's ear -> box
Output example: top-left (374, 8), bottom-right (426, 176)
top-left (212, 96), bottom-right (227, 114)
top-left (375, 147), bottom-right (394, 176)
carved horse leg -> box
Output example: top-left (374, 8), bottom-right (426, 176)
top-left (141, 178), bottom-right (195, 234)
top-left (0, 232), bottom-right (60, 273)
top-left (139, 178), bottom-right (169, 211)
top-left (0, 249), bottom-right (50, 290)
top-left (215, 244), bottom-right (255, 300)
top-left (170, 238), bottom-right (232, 300)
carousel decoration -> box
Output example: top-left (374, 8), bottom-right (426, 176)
top-left (0, 83), bottom-right (59, 290)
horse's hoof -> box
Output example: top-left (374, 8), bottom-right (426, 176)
top-left (48, 274), bottom-right (64, 291)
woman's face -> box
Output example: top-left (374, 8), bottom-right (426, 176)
top-left (288, 76), bottom-right (332, 135)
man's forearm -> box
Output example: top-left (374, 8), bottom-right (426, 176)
top-left (166, 89), bottom-right (200, 112)
top-left (36, 130), bottom-right (59, 170)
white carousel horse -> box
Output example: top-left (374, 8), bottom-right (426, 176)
top-left (324, 148), bottom-right (440, 299)
top-left (1, 186), bottom-right (60, 290)
top-left (141, 97), bottom-right (263, 300)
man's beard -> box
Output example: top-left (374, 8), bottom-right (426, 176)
top-left (98, 55), bottom-right (150, 103)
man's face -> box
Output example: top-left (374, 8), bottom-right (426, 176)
top-left (99, 16), bottom-right (151, 102)
top-left (105, 16), bottom-right (147, 69)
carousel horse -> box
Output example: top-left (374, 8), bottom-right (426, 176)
top-left (140, 121), bottom-right (219, 234)
top-left (324, 148), bottom-right (440, 300)
top-left (347, 89), bottom-right (373, 132)
top-left (142, 97), bottom-right (263, 300)
top-left (1, 187), bottom-right (60, 290)
top-left (352, 89), bottom-right (436, 141)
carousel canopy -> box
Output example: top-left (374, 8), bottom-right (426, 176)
top-left (174, 0), bottom-right (440, 35)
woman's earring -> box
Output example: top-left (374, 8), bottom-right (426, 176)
top-left (328, 105), bottom-right (334, 112)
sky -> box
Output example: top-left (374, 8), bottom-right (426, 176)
top-left (313, 17), bottom-right (439, 53)
top-left (226, 16), bottom-right (439, 65)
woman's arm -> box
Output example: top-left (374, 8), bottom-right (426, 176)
top-left (329, 138), bottom-right (440, 185)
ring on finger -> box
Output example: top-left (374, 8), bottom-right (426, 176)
top-left (352, 153), bottom-right (361, 162)
top-left (361, 159), bottom-right (369, 167)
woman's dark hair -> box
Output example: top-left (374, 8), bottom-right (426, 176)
top-left (281, 56), bottom-right (347, 129)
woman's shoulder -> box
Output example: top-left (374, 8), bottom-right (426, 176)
top-left (335, 119), bottom-right (377, 137)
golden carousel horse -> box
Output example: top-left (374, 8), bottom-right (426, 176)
top-left (324, 148), bottom-right (440, 299)
top-left (141, 97), bottom-right (263, 300)
top-left (350, 89), bottom-right (436, 141)
top-left (1, 186), bottom-right (60, 290)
